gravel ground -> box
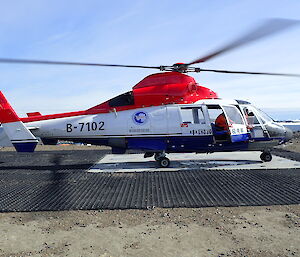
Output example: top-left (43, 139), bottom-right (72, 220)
top-left (0, 205), bottom-right (299, 257)
top-left (0, 135), bottom-right (299, 257)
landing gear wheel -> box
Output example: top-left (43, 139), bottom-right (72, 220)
top-left (260, 152), bottom-right (272, 162)
top-left (158, 157), bottom-right (170, 168)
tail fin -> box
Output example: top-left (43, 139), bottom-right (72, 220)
top-left (0, 91), bottom-right (38, 152)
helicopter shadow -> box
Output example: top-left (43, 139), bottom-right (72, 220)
top-left (23, 154), bottom-right (92, 211)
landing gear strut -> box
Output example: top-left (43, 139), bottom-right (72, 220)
top-left (154, 152), bottom-right (164, 161)
top-left (260, 152), bottom-right (272, 162)
top-left (154, 152), bottom-right (170, 168)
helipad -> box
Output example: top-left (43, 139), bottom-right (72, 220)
top-left (0, 149), bottom-right (299, 212)
top-left (89, 151), bottom-right (300, 173)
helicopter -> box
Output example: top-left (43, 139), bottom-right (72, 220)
top-left (0, 19), bottom-right (298, 167)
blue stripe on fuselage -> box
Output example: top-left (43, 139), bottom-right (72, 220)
top-left (231, 133), bottom-right (250, 142)
top-left (62, 135), bottom-right (249, 153)
top-left (50, 133), bottom-right (284, 153)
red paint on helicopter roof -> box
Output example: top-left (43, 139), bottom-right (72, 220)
top-left (21, 72), bottom-right (218, 123)
top-left (0, 91), bottom-right (21, 123)
top-left (27, 112), bottom-right (42, 117)
top-left (21, 110), bottom-right (87, 123)
top-left (89, 72), bottom-right (218, 112)
top-left (133, 72), bottom-right (193, 89)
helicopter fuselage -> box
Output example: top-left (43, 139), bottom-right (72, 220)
top-left (25, 99), bottom-right (292, 157)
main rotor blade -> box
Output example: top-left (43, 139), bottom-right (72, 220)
top-left (188, 18), bottom-right (300, 65)
top-left (199, 68), bottom-right (300, 77)
top-left (0, 58), bottom-right (162, 70)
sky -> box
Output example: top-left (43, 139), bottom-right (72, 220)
top-left (0, 0), bottom-right (300, 120)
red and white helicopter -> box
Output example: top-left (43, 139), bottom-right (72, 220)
top-left (0, 19), bottom-right (298, 167)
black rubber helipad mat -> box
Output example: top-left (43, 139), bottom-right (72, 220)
top-left (0, 149), bottom-right (299, 212)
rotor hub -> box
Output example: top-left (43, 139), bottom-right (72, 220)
top-left (159, 63), bottom-right (201, 73)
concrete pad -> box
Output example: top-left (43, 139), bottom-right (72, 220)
top-left (88, 151), bottom-right (300, 173)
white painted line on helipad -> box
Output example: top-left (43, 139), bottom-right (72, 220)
top-left (88, 151), bottom-right (300, 173)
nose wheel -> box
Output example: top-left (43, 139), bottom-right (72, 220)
top-left (260, 152), bottom-right (272, 162)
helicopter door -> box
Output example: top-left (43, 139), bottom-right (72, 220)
top-left (241, 106), bottom-right (269, 139)
top-left (179, 106), bottom-right (212, 136)
top-left (221, 105), bottom-right (249, 143)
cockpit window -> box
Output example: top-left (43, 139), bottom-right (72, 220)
top-left (109, 91), bottom-right (134, 107)
top-left (223, 106), bottom-right (244, 125)
top-left (241, 105), bottom-right (274, 125)
top-left (255, 108), bottom-right (274, 124)
top-left (243, 107), bottom-right (260, 125)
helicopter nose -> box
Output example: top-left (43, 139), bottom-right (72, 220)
top-left (284, 127), bottom-right (293, 142)
top-left (264, 123), bottom-right (293, 143)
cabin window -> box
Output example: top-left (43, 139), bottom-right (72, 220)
top-left (207, 105), bottom-right (224, 124)
top-left (180, 107), bottom-right (205, 124)
top-left (223, 106), bottom-right (244, 125)
top-left (108, 91), bottom-right (134, 107)
top-left (207, 104), bottom-right (244, 125)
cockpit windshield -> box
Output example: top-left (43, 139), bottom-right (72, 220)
top-left (252, 107), bottom-right (274, 124)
